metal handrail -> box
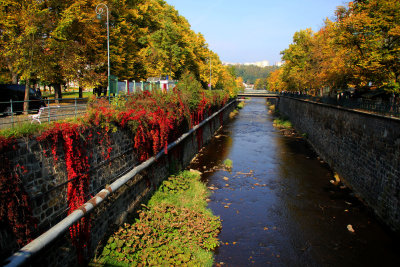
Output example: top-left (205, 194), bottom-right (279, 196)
top-left (0, 97), bottom-right (89, 129)
top-left (282, 93), bottom-right (400, 118)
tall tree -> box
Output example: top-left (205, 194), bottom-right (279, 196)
top-left (0, 0), bottom-right (48, 112)
top-left (336, 0), bottom-right (400, 93)
top-left (281, 29), bottom-right (317, 94)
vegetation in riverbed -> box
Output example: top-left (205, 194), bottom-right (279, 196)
top-left (273, 117), bottom-right (292, 129)
top-left (92, 171), bottom-right (221, 266)
top-left (237, 101), bottom-right (245, 109)
top-left (266, 100), bottom-right (296, 135)
top-left (223, 158), bottom-right (233, 169)
top-left (229, 100), bottom-right (245, 118)
top-left (267, 103), bottom-right (275, 114)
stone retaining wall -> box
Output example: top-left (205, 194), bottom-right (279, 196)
top-left (1, 100), bottom-right (236, 266)
top-left (278, 97), bottom-right (400, 233)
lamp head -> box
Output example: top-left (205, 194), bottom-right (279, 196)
top-left (97, 14), bottom-right (102, 20)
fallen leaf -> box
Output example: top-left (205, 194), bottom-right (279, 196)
top-left (223, 177), bottom-right (229, 181)
top-left (189, 169), bottom-right (202, 175)
top-left (208, 186), bottom-right (219, 190)
top-left (347, 224), bottom-right (355, 233)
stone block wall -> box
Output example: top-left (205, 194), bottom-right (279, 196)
top-left (1, 100), bottom-right (236, 266)
top-left (278, 97), bottom-right (400, 233)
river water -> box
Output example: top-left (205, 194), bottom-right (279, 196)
top-left (189, 98), bottom-right (400, 267)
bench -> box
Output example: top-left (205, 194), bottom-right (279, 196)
top-left (30, 105), bottom-right (61, 124)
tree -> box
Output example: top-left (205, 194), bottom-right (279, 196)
top-left (235, 76), bottom-right (245, 91)
top-left (335, 0), bottom-right (400, 93)
top-left (0, 0), bottom-right (49, 112)
top-left (281, 29), bottom-right (317, 94)
top-left (0, 0), bottom-right (237, 99)
top-left (230, 65), bottom-right (279, 84)
top-left (267, 68), bottom-right (287, 92)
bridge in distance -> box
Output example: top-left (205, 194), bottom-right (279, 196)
top-left (237, 88), bottom-right (279, 98)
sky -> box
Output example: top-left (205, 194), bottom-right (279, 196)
top-left (167, 0), bottom-right (347, 64)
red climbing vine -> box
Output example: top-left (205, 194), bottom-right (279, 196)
top-left (38, 123), bottom-right (91, 263)
top-left (0, 137), bottom-right (37, 247)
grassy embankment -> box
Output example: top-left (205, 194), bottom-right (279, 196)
top-left (91, 170), bottom-right (221, 266)
top-left (266, 101), bottom-right (293, 130)
top-left (229, 100), bottom-right (245, 119)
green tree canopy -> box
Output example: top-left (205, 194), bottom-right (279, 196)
top-left (0, 0), bottom-right (237, 102)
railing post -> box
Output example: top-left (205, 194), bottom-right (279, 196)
top-left (10, 99), bottom-right (14, 129)
top-left (48, 99), bottom-right (51, 123)
top-left (133, 81), bottom-right (136, 93)
top-left (75, 98), bottom-right (77, 119)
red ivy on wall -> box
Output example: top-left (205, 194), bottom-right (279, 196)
top-left (0, 137), bottom-right (37, 246)
top-left (38, 123), bottom-right (91, 263)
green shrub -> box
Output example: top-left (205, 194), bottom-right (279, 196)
top-left (237, 101), bottom-right (245, 109)
top-left (0, 122), bottom-right (46, 138)
top-left (273, 117), bottom-right (292, 129)
top-left (223, 158), bottom-right (233, 169)
top-left (176, 71), bottom-right (203, 111)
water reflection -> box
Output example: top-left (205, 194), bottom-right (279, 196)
top-left (189, 98), bottom-right (400, 266)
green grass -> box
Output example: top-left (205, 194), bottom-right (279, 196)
top-left (0, 117), bottom-right (81, 138)
top-left (268, 104), bottom-right (276, 112)
top-left (273, 117), bottom-right (292, 129)
top-left (237, 101), bottom-right (245, 109)
top-left (92, 170), bottom-right (221, 267)
top-left (42, 90), bottom-right (93, 99)
top-left (0, 122), bottom-right (46, 138)
top-left (223, 158), bottom-right (233, 169)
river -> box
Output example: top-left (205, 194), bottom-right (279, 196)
top-left (189, 98), bottom-right (400, 266)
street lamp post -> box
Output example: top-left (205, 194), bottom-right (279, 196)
top-left (209, 52), bottom-right (212, 90)
top-left (95, 3), bottom-right (110, 96)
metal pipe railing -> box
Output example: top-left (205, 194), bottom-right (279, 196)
top-left (0, 98), bottom-right (89, 129)
top-left (4, 99), bottom-right (236, 267)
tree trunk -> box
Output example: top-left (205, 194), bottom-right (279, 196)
top-left (11, 72), bottom-right (18, 84)
top-left (24, 80), bottom-right (30, 114)
top-left (79, 86), bottom-right (83, 99)
top-left (7, 63), bottom-right (19, 84)
top-left (54, 83), bottom-right (62, 104)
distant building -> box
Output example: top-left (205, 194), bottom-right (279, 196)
top-left (274, 62), bottom-right (283, 67)
top-left (223, 60), bottom-right (270, 67)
